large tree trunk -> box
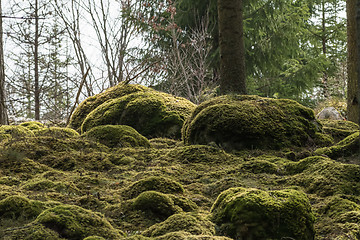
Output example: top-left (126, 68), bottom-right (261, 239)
top-left (0, 0), bottom-right (8, 125)
top-left (347, 0), bottom-right (359, 123)
top-left (218, 0), bottom-right (246, 95)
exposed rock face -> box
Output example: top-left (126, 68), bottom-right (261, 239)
top-left (68, 84), bottom-right (196, 139)
top-left (211, 188), bottom-right (315, 240)
top-left (317, 107), bottom-right (344, 120)
top-left (182, 95), bottom-right (322, 151)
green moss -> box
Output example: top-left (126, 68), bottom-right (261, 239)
top-left (211, 187), bottom-right (315, 240)
top-left (0, 195), bottom-right (44, 220)
top-left (68, 83), bottom-right (149, 132)
top-left (149, 138), bottom-right (181, 149)
top-left (83, 236), bottom-right (106, 240)
top-left (35, 204), bottom-right (123, 240)
top-left (80, 89), bottom-right (195, 139)
top-left (320, 119), bottom-right (359, 142)
top-left (239, 159), bottom-right (279, 174)
top-left (182, 95), bottom-right (320, 151)
top-left (4, 223), bottom-right (65, 240)
top-left (155, 232), bottom-right (233, 240)
top-left (125, 176), bottom-right (184, 199)
top-left (33, 127), bottom-right (80, 139)
top-left (132, 191), bottom-right (182, 219)
top-left (21, 179), bottom-right (80, 195)
top-left (84, 125), bottom-right (150, 148)
top-left (0, 125), bottom-right (35, 141)
top-left (143, 213), bottom-right (215, 237)
top-left (167, 145), bottom-right (231, 163)
top-left (19, 121), bottom-right (45, 130)
top-left (315, 132), bottom-right (360, 159)
top-left (286, 156), bottom-right (360, 196)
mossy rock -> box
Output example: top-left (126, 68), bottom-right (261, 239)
top-left (33, 127), bottom-right (80, 139)
top-left (4, 223), bottom-right (65, 240)
top-left (315, 132), bottom-right (360, 159)
top-left (286, 156), bottom-right (360, 197)
top-left (167, 145), bottom-right (231, 163)
top-left (83, 125), bottom-right (150, 148)
top-left (132, 191), bottom-right (182, 219)
top-left (143, 213), bottom-right (215, 237)
top-left (182, 95), bottom-right (321, 151)
top-left (0, 125), bottom-right (35, 141)
top-left (0, 195), bottom-right (44, 220)
top-left (83, 237), bottom-right (106, 240)
top-left (155, 232), bottom-right (233, 240)
top-left (68, 83), bottom-right (149, 132)
top-left (19, 121), bottom-right (45, 130)
top-left (319, 119), bottom-right (359, 142)
top-left (149, 138), bottom-right (181, 149)
top-left (35, 204), bottom-right (123, 240)
top-left (211, 187), bottom-right (315, 240)
top-left (125, 176), bottom-right (184, 199)
top-left (79, 86), bottom-right (196, 139)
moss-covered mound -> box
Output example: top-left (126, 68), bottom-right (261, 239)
top-left (0, 125), bottom-right (35, 141)
top-left (77, 85), bottom-right (195, 139)
top-left (319, 119), bottom-right (359, 142)
top-left (211, 187), bottom-right (315, 240)
top-left (132, 191), bottom-right (183, 219)
top-left (35, 204), bottom-right (123, 239)
top-left (182, 95), bottom-right (321, 150)
top-left (125, 176), bottom-right (184, 199)
top-left (33, 127), bottom-right (80, 139)
top-left (68, 84), bottom-right (149, 131)
top-left (315, 132), bottom-right (360, 159)
top-left (84, 125), bottom-right (150, 148)
top-left (286, 156), bottom-right (360, 197)
top-left (0, 195), bottom-right (43, 220)
top-left (19, 121), bottom-right (45, 130)
top-left (143, 213), bottom-right (215, 237)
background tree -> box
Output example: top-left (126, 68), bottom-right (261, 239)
top-left (217, 0), bottom-right (246, 94)
top-left (347, 0), bottom-right (359, 123)
top-left (0, 0), bottom-right (8, 124)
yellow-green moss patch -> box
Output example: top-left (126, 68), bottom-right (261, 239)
top-left (0, 125), bottom-right (35, 142)
top-left (0, 195), bottom-right (44, 220)
top-left (319, 119), bottom-right (359, 142)
top-left (19, 121), bottom-right (45, 130)
top-left (125, 176), bottom-right (184, 199)
top-left (84, 125), bottom-right (150, 148)
top-left (315, 132), bottom-right (360, 159)
top-left (35, 204), bottom-right (123, 239)
top-left (211, 187), bottom-right (315, 240)
top-left (182, 95), bottom-right (322, 151)
top-left (143, 213), bottom-right (215, 237)
top-left (80, 88), bottom-right (195, 139)
top-left (33, 127), bottom-right (80, 139)
top-left (68, 83), bottom-right (149, 132)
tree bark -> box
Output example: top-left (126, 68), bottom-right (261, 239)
top-left (0, 0), bottom-right (8, 125)
top-left (347, 0), bottom-right (359, 123)
top-left (34, 0), bottom-right (40, 120)
top-left (218, 0), bottom-right (246, 95)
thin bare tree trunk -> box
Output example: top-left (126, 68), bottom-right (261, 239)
top-left (34, 0), bottom-right (40, 120)
top-left (0, 0), bottom-right (8, 125)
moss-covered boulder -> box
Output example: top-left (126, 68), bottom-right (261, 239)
top-left (83, 125), bottom-right (150, 148)
top-left (211, 187), bottom-right (315, 240)
top-left (319, 119), bottom-right (359, 142)
top-left (0, 195), bottom-right (43, 220)
top-left (33, 127), bottom-right (80, 139)
top-left (19, 121), bottom-right (45, 130)
top-left (0, 125), bottom-right (35, 141)
top-left (68, 84), bottom-right (149, 131)
top-left (125, 176), bottom-right (184, 199)
top-left (132, 191), bottom-right (182, 219)
top-left (286, 156), bottom-right (360, 196)
top-left (143, 213), bottom-right (215, 237)
top-left (182, 95), bottom-right (321, 150)
top-left (77, 85), bottom-right (195, 139)
top-left (155, 232), bottom-right (233, 240)
top-left (315, 132), bottom-right (360, 159)
top-left (35, 204), bottom-right (123, 240)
